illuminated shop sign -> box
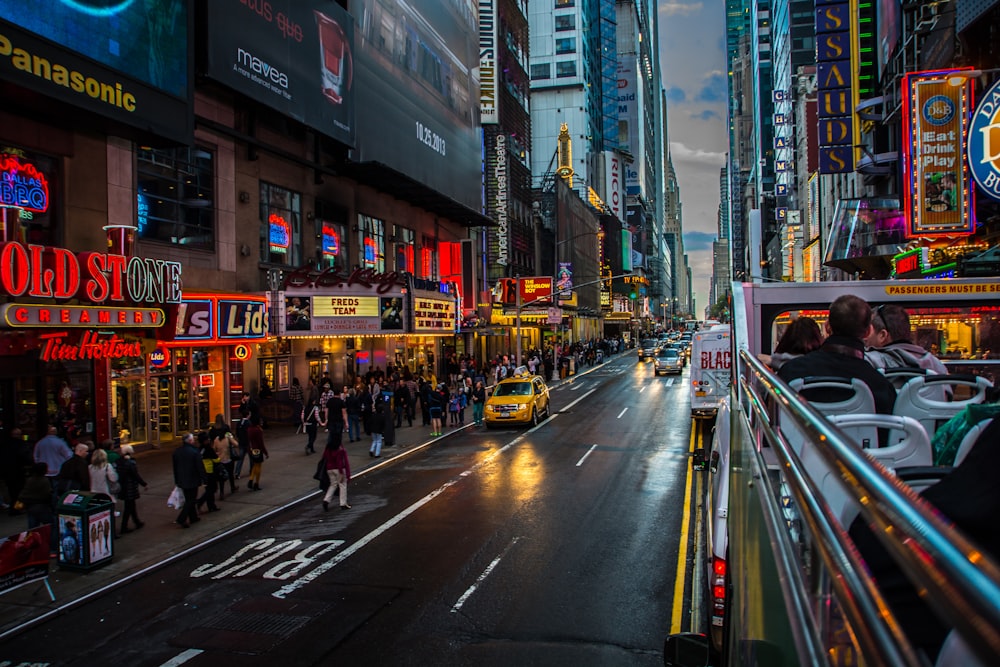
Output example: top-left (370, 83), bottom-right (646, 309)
top-left (902, 69), bottom-right (975, 237)
top-left (494, 133), bottom-right (508, 266)
top-left (268, 213), bottom-right (290, 254)
top-left (968, 77), bottom-right (1000, 202)
top-left (173, 294), bottom-right (268, 343)
top-left (362, 236), bottom-right (379, 267)
top-left (39, 330), bottom-right (142, 362)
top-left (282, 264), bottom-right (406, 293)
top-left (413, 297), bottom-right (455, 333)
top-left (313, 296), bottom-right (380, 317)
top-left (1, 304), bottom-right (164, 327)
top-left (0, 153), bottom-right (48, 212)
top-left (816, 0), bottom-right (858, 173)
top-left (0, 242), bottom-right (181, 304)
top-left (149, 346), bottom-right (170, 367)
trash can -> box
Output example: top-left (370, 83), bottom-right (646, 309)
top-left (56, 491), bottom-right (115, 571)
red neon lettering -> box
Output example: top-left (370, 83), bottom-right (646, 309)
top-left (60, 309), bottom-right (70, 323)
top-left (50, 247), bottom-right (80, 299)
top-left (105, 255), bottom-right (127, 301)
top-left (83, 253), bottom-right (109, 302)
top-left (38, 308), bottom-right (50, 323)
top-left (0, 242), bottom-right (30, 296)
top-left (78, 310), bottom-right (90, 323)
top-left (13, 307), bottom-right (27, 323)
top-left (98, 310), bottom-right (110, 324)
top-left (118, 311), bottom-right (126, 323)
top-left (28, 244), bottom-right (53, 298)
top-left (133, 311), bottom-right (143, 323)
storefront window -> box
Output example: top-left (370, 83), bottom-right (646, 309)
top-left (111, 355), bottom-right (148, 446)
top-left (260, 182), bottom-right (302, 266)
top-left (318, 219), bottom-right (347, 270)
top-left (358, 214), bottom-right (386, 272)
top-left (394, 226), bottom-right (415, 273)
top-left (47, 361), bottom-right (93, 444)
top-left (136, 147), bottom-right (215, 251)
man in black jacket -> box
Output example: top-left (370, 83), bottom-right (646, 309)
top-left (172, 433), bottom-right (203, 528)
top-left (778, 294), bottom-right (896, 415)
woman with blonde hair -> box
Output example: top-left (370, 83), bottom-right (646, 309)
top-left (89, 448), bottom-right (120, 536)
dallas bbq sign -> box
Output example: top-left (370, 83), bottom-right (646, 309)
top-left (0, 241), bottom-right (182, 328)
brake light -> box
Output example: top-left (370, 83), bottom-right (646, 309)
top-left (711, 556), bottom-right (727, 627)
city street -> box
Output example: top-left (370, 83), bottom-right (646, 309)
top-left (0, 355), bottom-right (699, 666)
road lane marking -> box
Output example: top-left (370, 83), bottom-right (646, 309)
top-left (616, 407), bottom-right (628, 419)
top-left (451, 537), bottom-right (521, 612)
top-left (576, 444), bottom-right (599, 467)
top-left (665, 378), bottom-right (675, 386)
top-left (159, 649), bottom-right (204, 666)
top-left (273, 434), bottom-right (525, 599)
top-left (569, 382), bottom-right (586, 391)
top-left (670, 421), bottom-right (700, 633)
top-left (639, 385), bottom-right (647, 392)
top-left (559, 387), bottom-right (597, 413)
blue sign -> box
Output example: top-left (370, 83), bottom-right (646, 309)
top-left (968, 77), bottom-right (1000, 202)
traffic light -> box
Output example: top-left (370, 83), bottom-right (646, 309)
top-left (629, 289), bottom-right (637, 300)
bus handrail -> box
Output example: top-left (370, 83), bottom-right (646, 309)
top-left (739, 349), bottom-right (1000, 664)
top-left (738, 369), bottom-right (922, 666)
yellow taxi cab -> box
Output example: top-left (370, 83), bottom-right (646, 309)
top-left (484, 366), bottom-right (551, 428)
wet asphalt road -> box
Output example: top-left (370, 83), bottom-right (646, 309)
top-left (1, 357), bottom-right (698, 666)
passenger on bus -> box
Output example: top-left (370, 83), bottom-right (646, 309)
top-left (758, 316), bottom-right (824, 371)
top-left (778, 295), bottom-right (897, 415)
top-left (864, 304), bottom-right (949, 375)
top-left (850, 415), bottom-right (1000, 662)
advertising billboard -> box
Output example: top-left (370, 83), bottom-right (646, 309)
top-left (350, 0), bottom-right (482, 212)
top-left (0, 0), bottom-right (191, 143)
top-left (902, 70), bottom-right (975, 237)
top-left (604, 151), bottom-right (625, 225)
top-left (617, 61), bottom-right (641, 195)
top-left (479, 0), bottom-right (498, 124)
top-left (877, 0), bottom-right (900, 79)
top-left (204, 0), bottom-right (354, 146)
top-left (968, 77), bottom-right (1000, 203)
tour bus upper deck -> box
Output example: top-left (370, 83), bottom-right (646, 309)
top-left (666, 279), bottom-right (1000, 667)
top-left (739, 277), bottom-right (1000, 384)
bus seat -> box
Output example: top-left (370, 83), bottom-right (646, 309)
top-left (881, 366), bottom-right (936, 391)
top-left (827, 414), bottom-right (932, 470)
top-left (788, 377), bottom-right (878, 449)
top-left (813, 414), bottom-right (931, 527)
top-left (935, 629), bottom-right (988, 667)
top-left (891, 375), bottom-right (993, 442)
top-left (952, 417), bottom-right (995, 468)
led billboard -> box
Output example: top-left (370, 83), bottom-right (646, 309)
top-left (0, 0), bottom-right (191, 142)
top-left (349, 0), bottom-right (482, 213)
top-left (204, 0), bottom-right (354, 147)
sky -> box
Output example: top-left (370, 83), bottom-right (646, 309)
top-left (657, 1), bottom-right (729, 316)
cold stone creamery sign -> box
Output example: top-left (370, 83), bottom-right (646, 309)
top-left (0, 241), bottom-right (181, 328)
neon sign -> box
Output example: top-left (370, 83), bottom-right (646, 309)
top-left (39, 331), bottom-right (143, 362)
top-left (321, 223), bottom-right (340, 258)
top-left (0, 242), bottom-right (182, 304)
top-left (362, 237), bottom-right (378, 267)
top-left (0, 154), bottom-right (49, 213)
top-left (282, 264), bottom-right (406, 294)
top-left (268, 213), bottom-right (290, 254)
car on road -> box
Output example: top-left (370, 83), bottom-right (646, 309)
top-left (638, 338), bottom-right (660, 361)
top-left (653, 348), bottom-right (684, 375)
top-left (484, 368), bottom-right (551, 428)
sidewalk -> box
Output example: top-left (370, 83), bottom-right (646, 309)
top-left (0, 355), bottom-right (621, 638)
top-left (0, 416), bottom-right (461, 636)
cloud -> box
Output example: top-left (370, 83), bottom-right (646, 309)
top-left (684, 231), bottom-right (717, 252)
top-left (659, 1), bottom-right (703, 17)
top-left (694, 70), bottom-right (727, 103)
top-left (691, 109), bottom-right (721, 121)
top-left (666, 86), bottom-right (686, 104)
top-left (669, 141), bottom-right (726, 167)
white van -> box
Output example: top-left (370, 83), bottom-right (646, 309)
top-left (690, 324), bottom-right (731, 417)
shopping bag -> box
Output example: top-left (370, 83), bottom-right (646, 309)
top-left (167, 485), bottom-right (184, 509)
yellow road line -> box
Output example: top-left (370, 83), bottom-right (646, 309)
top-left (671, 419), bottom-right (700, 633)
